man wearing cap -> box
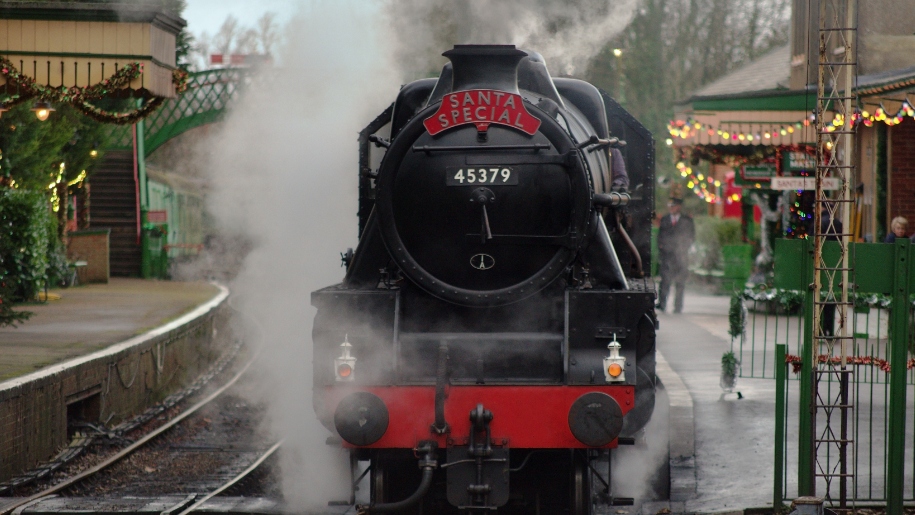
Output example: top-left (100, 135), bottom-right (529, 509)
top-left (657, 196), bottom-right (695, 313)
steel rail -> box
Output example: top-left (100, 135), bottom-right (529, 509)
top-left (0, 353), bottom-right (259, 515)
top-left (175, 439), bottom-right (283, 515)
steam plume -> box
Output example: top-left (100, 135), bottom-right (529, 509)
top-left (202, 2), bottom-right (397, 510)
top-left (199, 0), bottom-right (639, 510)
top-left (383, 0), bottom-right (638, 78)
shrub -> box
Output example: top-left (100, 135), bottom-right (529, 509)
top-left (692, 216), bottom-right (743, 270)
top-left (0, 189), bottom-right (60, 301)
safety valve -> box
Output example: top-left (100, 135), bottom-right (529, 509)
top-left (603, 335), bottom-right (626, 383)
top-left (335, 335), bottom-right (357, 382)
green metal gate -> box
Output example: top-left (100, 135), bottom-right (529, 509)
top-left (738, 239), bottom-right (915, 510)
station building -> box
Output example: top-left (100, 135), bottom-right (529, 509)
top-left (669, 0), bottom-right (915, 247)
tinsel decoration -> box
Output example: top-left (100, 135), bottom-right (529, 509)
top-left (785, 354), bottom-right (915, 374)
top-left (0, 57), bottom-right (184, 124)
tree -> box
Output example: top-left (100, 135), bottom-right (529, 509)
top-left (188, 12), bottom-right (281, 70)
top-left (584, 0), bottom-right (791, 204)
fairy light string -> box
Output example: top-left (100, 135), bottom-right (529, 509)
top-left (667, 99), bottom-right (914, 145)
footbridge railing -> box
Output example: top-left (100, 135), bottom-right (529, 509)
top-left (107, 68), bottom-right (246, 156)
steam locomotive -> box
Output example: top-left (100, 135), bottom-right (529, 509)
top-left (311, 45), bottom-right (657, 514)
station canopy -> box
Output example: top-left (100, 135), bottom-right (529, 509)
top-left (0, 2), bottom-right (186, 122)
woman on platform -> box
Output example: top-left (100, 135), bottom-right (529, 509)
top-left (885, 216), bottom-right (908, 243)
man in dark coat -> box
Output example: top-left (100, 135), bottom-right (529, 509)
top-left (657, 197), bottom-right (695, 313)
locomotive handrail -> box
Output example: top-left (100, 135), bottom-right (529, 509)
top-left (592, 192), bottom-right (631, 207)
top-left (412, 143), bottom-right (551, 153)
top-left (577, 134), bottom-right (626, 152)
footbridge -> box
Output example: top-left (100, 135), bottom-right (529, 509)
top-left (108, 68), bottom-right (246, 156)
top-left (90, 68), bottom-right (245, 277)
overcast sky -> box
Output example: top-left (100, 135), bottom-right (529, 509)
top-left (183, 0), bottom-right (301, 37)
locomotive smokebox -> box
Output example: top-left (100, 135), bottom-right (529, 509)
top-left (443, 45), bottom-right (528, 94)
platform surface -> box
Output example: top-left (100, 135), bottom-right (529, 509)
top-left (0, 279), bottom-right (221, 381)
top-left (656, 290), bottom-right (782, 514)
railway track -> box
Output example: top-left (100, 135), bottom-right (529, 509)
top-left (1, 352), bottom-right (284, 515)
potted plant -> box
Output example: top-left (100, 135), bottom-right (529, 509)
top-left (720, 351), bottom-right (740, 393)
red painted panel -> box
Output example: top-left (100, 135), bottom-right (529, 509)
top-left (321, 385), bottom-right (634, 449)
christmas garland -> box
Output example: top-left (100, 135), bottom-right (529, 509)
top-left (728, 293), bottom-right (746, 340)
top-left (0, 57), bottom-right (186, 124)
top-left (676, 144), bottom-right (777, 168)
top-left (785, 354), bottom-right (915, 374)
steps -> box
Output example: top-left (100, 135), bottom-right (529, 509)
top-left (89, 150), bottom-right (140, 277)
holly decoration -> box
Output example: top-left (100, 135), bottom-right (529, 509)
top-left (0, 57), bottom-right (185, 124)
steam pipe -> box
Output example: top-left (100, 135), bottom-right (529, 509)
top-left (431, 343), bottom-right (450, 434)
top-left (584, 211), bottom-right (628, 290)
top-left (360, 443), bottom-right (438, 514)
top-left (366, 468), bottom-right (434, 513)
top-left (615, 212), bottom-right (644, 278)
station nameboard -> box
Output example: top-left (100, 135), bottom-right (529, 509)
top-left (770, 177), bottom-right (841, 190)
top-left (147, 210), bottom-right (168, 223)
top-left (784, 151), bottom-right (816, 172)
top-left (736, 164), bottom-right (776, 186)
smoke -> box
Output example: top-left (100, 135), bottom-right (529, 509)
top-left (196, 0), bottom-right (639, 510)
top-left (383, 0), bottom-right (638, 78)
top-left (611, 386), bottom-right (671, 503)
top-left (201, 2), bottom-right (397, 511)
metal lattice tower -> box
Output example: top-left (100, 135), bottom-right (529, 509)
top-left (811, 0), bottom-right (857, 507)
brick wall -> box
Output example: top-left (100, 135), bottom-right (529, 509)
top-left (67, 229), bottom-right (110, 284)
top-left (890, 119), bottom-right (915, 224)
top-left (0, 298), bottom-right (228, 483)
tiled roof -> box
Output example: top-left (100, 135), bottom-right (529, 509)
top-left (688, 44), bottom-right (791, 99)
top-left (855, 64), bottom-right (915, 96)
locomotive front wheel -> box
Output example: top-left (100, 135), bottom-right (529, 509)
top-left (571, 451), bottom-right (594, 515)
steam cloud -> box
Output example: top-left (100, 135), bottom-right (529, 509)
top-left (201, 2), bottom-right (397, 510)
top-left (383, 0), bottom-right (638, 78)
top-left (197, 0), bottom-right (640, 510)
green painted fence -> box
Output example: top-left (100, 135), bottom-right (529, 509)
top-left (733, 239), bottom-right (915, 512)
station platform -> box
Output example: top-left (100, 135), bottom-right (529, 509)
top-left (0, 279), bottom-right (222, 381)
top-left (0, 278), bottom-right (228, 485)
top-left (653, 290), bottom-right (779, 515)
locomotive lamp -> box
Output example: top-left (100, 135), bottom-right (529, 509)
top-left (603, 335), bottom-right (626, 383)
top-left (334, 335), bottom-right (357, 381)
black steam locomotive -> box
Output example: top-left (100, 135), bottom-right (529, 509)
top-left (311, 45), bottom-right (657, 514)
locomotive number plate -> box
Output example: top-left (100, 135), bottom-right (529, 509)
top-left (446, 167), bottom-right (517, 186)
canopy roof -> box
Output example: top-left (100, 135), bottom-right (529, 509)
top-left (0, 2), bottom-right (185, 99)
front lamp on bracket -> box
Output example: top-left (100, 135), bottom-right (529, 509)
top-left (603, 335), bottom-right (626, 383)
top-left (334, 335), bottom-right (357, 381)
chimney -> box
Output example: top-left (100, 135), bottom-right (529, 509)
top-left (442, 45), bottom-right (528, 94)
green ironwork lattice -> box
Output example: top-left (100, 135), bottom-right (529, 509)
top-left (106, 68), bottom-right (245, 156)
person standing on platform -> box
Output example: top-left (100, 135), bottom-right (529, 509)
top-left (885, 216), bottom-right (908, 242)
top-left (657, 195), bottom-right (695, 313)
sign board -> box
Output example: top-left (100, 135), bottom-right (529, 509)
top-left (770, 177), bottom-right (841, 190)
top-left (423, 89), bottom-right (541, 136)
top-left (784, 151), bottom-right (816, 172)
top-left (147, 210), bottom-right (168, 223)
top-left (736, 164), bottom-right (776, 186)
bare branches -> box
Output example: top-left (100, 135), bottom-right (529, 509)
top-left (187, 13), bottom-right (280, 71)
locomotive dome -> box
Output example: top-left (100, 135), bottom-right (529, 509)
top-left (374, 45), bottom-right (603, 307)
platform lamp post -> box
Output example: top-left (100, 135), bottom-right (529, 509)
top-left (613, 48), bottom-right (626, 107)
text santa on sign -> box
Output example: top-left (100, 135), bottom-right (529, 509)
top-left (770, 177), bottom-right (842, 190)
